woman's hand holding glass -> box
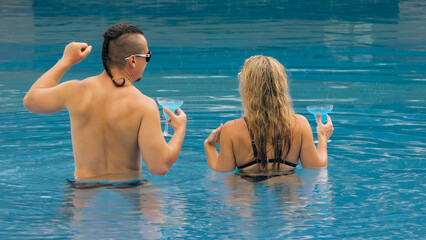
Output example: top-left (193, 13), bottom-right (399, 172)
top-left (316, 113), bottom-right (334, 143)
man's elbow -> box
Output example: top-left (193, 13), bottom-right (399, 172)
top-left (148, 164), bottom-right (170, 176)
top-left (23, 94), bottom-right (35, 112)
top-left (152, 169), bottom-right (169, 176)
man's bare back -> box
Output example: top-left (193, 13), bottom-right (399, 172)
top-left (67, 75), bottom-right (158, 178)
top-left (23, 23), bottom-right (186, 179)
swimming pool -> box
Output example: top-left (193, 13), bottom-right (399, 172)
top-left (1, 0), bottom-right (425, 238)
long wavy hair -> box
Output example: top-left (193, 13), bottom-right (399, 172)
top-left (239, 55), bottom-right (293, 171)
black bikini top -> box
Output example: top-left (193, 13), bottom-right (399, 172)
top-left (237, 117), bottom-right (297, 170)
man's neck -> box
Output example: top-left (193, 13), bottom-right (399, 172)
top-left (103, 68), bottom-right (133, 87)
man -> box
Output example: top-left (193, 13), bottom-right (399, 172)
top-left (23, 23), bottom-right (186, 179)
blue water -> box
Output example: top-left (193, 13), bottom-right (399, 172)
top-left (1, 0), bottom-right (425, 239)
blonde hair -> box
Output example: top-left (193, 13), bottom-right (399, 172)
top-left (239, 55), bottom-right (293, 171)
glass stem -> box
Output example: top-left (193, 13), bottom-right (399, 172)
top-left (164, 122), bottom-right (169, 135)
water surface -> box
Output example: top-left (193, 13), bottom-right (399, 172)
top-left (0, 0), bottom-right (425, 239)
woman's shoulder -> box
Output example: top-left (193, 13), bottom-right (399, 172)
top-left (291, 113), bottom-right (311, 131)
top-left (223, 118), bottom-right (246, 128)
top-left (221, 118), bottom-right (247, 137)
top-left (293, 113), bottom-right (308, 123)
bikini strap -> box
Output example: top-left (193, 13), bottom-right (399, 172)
top-left (238, 159), bottom-right (297, 170)
top-left (237, 161), bottom-right (257, 169)
top-left (275, 159), bottom-right (298, 167)
top-left (243, 117), bottom-right (258, 158)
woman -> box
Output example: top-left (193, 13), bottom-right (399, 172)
top-left (204, 55), bottom-right (334, 175)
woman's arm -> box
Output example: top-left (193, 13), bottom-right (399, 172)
top-left (204, 122), bottom-right (236, 172)
top-left (299, 113), bottom-right (334, 168)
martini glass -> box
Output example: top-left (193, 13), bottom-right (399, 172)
top-left (157, 97), bottom-right (184, 137)
top-left (307, 104), bottom-right (333, 143)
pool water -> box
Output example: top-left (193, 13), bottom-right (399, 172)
top-left (1, 0), bottom-right (425, 239)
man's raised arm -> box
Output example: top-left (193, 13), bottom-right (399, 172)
top-left (23, 42), bottom-right (91, 114)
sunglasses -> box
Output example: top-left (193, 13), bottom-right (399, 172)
top-left (124, 50), bottom-right (151, 63)
top-left (238, 71), bottom-right (244, 80)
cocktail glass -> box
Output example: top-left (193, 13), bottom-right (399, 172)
top-left (307, 104), bottom-right (333, 143)
top-left (157, 97), bottom-right (184, 137)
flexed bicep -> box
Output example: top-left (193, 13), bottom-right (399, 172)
top-left (24, 80), bottom-right (77, 114)
top-left (24, 42), bottom-right (91, 114)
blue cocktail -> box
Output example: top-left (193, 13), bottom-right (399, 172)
top-left (157, 97), bottom-right (184, 137)
top-left (307, 104), bottom-right (333, 124)
top-left (307, 104), bottom-right (333, 143)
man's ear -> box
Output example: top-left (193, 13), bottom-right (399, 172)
top-left (127, 55), bottom-right (136, 67)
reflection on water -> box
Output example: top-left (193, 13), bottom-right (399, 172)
top-left (202, 169), bottom-right (333, 238)
top-left (61, 182), bottom-right (167, 239)
top-left (224, 173), bottom-right (304, 218)
top-left (55, 169), bottom-right (335, 239)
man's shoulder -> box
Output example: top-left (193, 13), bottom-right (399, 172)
top-left (57, 79), bottom-right (89, 96)
top-left (64, 76), bottom-right (96, 89)
top-left (127, 90), bottom-right (158, 113)
top-left (129, 89), bottom-right (155, 106)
